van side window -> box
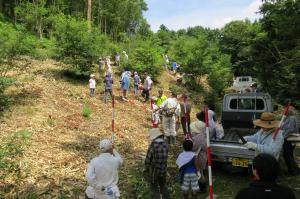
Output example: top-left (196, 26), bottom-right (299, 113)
top-left (230, 99), bottom-right (238, 109)
top-left (256, 99), bottom-right (264, 110)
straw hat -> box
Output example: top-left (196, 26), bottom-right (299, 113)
top-left (149, 128), bottom-right (163, 140)
top-left (90, 74), bottom-right (95, 78)
top-left (99, 139), bottom-right (112, 152)
top-left (253, 112), bottom-right (279, 129)
top-left (190, 121), bottom-right (206, 134)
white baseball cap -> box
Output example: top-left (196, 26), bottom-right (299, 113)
top-left (99, 139), bottom-right (112, 152)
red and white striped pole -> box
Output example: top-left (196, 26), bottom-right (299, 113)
top-left (184, 98), bottom-right (191, 139)
top-left (150, 99), bottom-right (156, 128)
top-left (205, 108), bottom-right (214, 199)
top-left (273, 101), bottom-right (291, 140)
top-left (112, 95), bottom-right (116, 146)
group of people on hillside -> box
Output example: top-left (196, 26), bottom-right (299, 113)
top-left (120, 70), bottom-right (153, 102)
top-left (89, 62), bottom-right (153, 103)
top-left (84, 90), bottom-right (299, 199)
top-left (163, 53), bottom-right (180, 74)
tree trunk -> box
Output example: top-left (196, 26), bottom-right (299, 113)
top-left (87, 0), bottom-right (92, 31)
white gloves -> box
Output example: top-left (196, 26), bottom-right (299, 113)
top-left (238, 137), bottom-right (247, 144)
top-left (244, 142), bottom-right (257, 150)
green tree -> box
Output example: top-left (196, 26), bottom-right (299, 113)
top-left (253, 0), bottom-right (300, 105)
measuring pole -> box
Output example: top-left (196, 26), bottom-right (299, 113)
top-left (205, 108), bottom-right (214, 199)
top-left (112, 95), bottom-right (115, 146)
top-left (184, 98), bottom-right (191, 139)
top-left (273, 101), bottom-right (291, 140)
top-left (150, 99), bottom-right (156, 128)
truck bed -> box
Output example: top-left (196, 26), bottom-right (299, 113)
top-left (210, 129), bottom-right (256, 164)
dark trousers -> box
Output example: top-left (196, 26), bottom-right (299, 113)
top-left (181, 116), bottom-right (191, 135)
top-left (142, 89), bottom-right (150, 101)
top-left (85, 193), bottom-right (92, 199)
top-left (283, 139), bottom-right (300, 175)
top-left (104, 89), bottom-right (113, 103)
top-left (151, 175), bottom-right (170, 199)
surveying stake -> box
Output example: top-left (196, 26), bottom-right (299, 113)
top-left (273, 101), bottom-right (291, 140)
top-left (112, 95), bottom-right (115, 146)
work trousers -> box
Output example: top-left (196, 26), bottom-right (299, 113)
top-left (181, 116), bottom-right (191, 135)
top-left (150, 174), bottom-right (170, 199)
top-left (104, 89), bottom-right (113, 103)
top-left (142, 89), bottom-right (150, 101)
top-left (134, 84), bottom-right (139, 95)
top-left (90, 88), bottom-right (95, 97)
top-left (163, 116), bottom-right (176, 136)
top-left (283, 139), bottom-right (300, 175)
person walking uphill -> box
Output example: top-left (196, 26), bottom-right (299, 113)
top-left (121, 71), bottom-right (130, 101)
top-left (89, 74), bottom-right (96, 97)
top-left (235, 153), bottom-right (296, 199)
top-left (104, 72), bottom-right (113, 103)
top-left (241, 112), bottom-right (284, 159)
top-left (85, 139), bottom-right (123, 199)
top-left (159, 91), bottom-right (181, 144)
top-left (144, 128), bottom-right (170, 199)
top-left (142, 72), bottom-right (153, 102)
top-left (180, 94), bottom-right (192, 136)
top-left (133, 72), bottom-right (141, 95)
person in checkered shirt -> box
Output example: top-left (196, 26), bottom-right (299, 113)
top-left (144, 128), bottom-right (170, 199)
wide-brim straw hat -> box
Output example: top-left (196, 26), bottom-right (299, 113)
top-left (190, 121), bottom-right (206, 134)
top-left (253, 112), bottom-right (279, 129)
top-left (149, 128), bottom-right (163, 140)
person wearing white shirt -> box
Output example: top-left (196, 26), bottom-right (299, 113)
top-left (85, 139), bottom-right (123, 199)
top-left (89, 74), bottom-right (96, 97)
top-left (142, 72), bottom-right (153, 102)
top-left (159, 91), bottom-right (181, 144)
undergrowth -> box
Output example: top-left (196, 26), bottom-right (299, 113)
top-left (0, 130), bottom-right (32, 179)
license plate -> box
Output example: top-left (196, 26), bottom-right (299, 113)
top-left (232, 158), bottom-right (249, 167)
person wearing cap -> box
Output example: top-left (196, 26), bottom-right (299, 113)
top-left (156, 90), bottom-right (167, 107)
top-left (122, 51), bottom-right (128, 60)
top-left (144, 128), bottom-right (170, 199)
top-left (159, 91), bottom-right (181, 144)
top-left (133, 72), bottom-right (141, 95)
top-left (235, 153), bottom-right (296, 199)
top-left (103, 72), bottom-right (113, 104)
top-left (190, 120), bottom-right (207, 193)
top-left (180, 94), bottom-right (192, 136)
top-left (281, 107), bottom-right (300, 175)
top-left (121, 70), bottom-right (130, 101)
top-left (142, 72), bottom-right (153, 102)
top-left (241, 112), bottom-right (284, 159)
top-left (89, 74), bottom-right (96, 97)
top-left (85, 139), bottom-right (123, 199)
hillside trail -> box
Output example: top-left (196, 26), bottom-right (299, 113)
top-left (0, 59), bottom-right (200, 198)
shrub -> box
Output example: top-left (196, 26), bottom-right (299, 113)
top-left (82, 104), bottom-right (92, 118)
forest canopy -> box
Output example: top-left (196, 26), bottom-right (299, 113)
top-left (0, 0), bottom-right (299, 106)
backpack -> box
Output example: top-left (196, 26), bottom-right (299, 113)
top-left (163, 101), bottom-right (178, 117)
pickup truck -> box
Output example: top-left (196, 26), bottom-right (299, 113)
top-left (210, 92), bottom-right (273, 168)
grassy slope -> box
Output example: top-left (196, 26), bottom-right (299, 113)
top-left (0, 59), bottom-right (299, 199)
